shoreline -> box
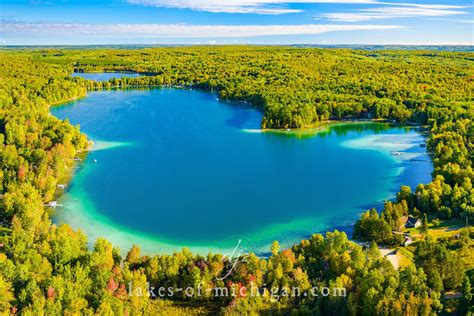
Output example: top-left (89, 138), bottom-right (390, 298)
top-left (49, 94), bottom-right (87, 108)
top-left (54, 184), bottom-right (361, 256)
top-left (49, 85), bottom-right (433, 256)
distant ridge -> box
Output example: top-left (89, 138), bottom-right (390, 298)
top-left (1, 44), bottom-right (473, 52)
top-left (292, 44), bottom-right (474, 52)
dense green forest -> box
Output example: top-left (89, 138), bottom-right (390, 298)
top-left (0, 46), bottom-right (473, 315)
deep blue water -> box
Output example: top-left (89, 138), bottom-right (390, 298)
top-left (51, 85), bottom-right (432, 253)
top-left (72, 72), bottom-right (140, 81)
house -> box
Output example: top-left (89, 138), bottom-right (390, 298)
top-left (405, 216), bottom-right (421, 228)
top-left (397, 216), bottom-right (409, 231)
top-left (443, 291), bottom-right (463, 300)
top-left (46, 201), bottom-right (58, 208)
top-left (403, 236), bottom-right (413, 246)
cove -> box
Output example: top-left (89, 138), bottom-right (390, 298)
top-left (51, 87), bottom-right (433, 255)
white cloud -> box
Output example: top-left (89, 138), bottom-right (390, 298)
top-left (127, 0), bottom-right (377, 15)
top-left (1, 22), bottom-right (403, 38)
top-left (322, 3), bottom-right (468, 22)
top-left (425, 18), bottom-right (474, 24)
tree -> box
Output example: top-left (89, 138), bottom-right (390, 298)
top-left (421, 213), bottom-right (429, 234)
top-left (271, 241), bottom-right (280, 256)
top-left (126, 245), bottom-right (141, 265)
top-left (0, 273), bottom-right (14, 313)
top-left (367, 241), bottom-right (381, 261)
top-left (462, 274), bottom-right (472, 303)
top-left (354, 209), bottom-right (393, 244)
top-left (429, 270), bottom-right (444, 293)
top-left (397, 185), bottom-right (414, 209)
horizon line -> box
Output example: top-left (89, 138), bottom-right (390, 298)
top-left (1, 43), bottom-right (473, 47)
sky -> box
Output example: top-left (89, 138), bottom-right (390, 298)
top-left (0, 0), bottom-right (473, 45)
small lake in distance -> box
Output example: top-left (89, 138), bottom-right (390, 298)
top-left (51, 73), bottom-right (433, 254)
top-left (72, 72), bottom-right (141, 81)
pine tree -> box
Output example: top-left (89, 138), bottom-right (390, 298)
top-left (421, 213), bottom-right (429, 234)
top-left (462, 274), bottom-right (472, 303)
top-left (429, 270), bottom-right (444, 293)
top-left (367, 240), bottom-right (381, 260)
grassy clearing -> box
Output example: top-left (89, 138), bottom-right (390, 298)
top-left (395, 246), bottom-right (414, 268)
top-left (427, 219), bottom-right (465, 240)
top-left (396, 251), bottom-right (412, 268)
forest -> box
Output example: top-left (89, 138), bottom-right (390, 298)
top-left (0, 46), bottom-right (472, 315)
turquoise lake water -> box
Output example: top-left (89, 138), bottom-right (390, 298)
top-left (51, 86), bottom-right (433, 255)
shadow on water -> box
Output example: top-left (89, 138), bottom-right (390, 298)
top-left (329, 122), bottom-right (395, 136)
top-left (357, 200), bottom-right (388, 212)
top-left (225, 107), bottom-right (263, 129)
top-left (264, 122), bottom-right (413, 140)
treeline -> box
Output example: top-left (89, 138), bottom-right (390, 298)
top-left (41, 46), bottom-right (472, 129)
top-left (0, 47), bottom-right (472, 314)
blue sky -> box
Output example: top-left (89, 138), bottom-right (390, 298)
top-left (1, 0), bottom-right (473, 45)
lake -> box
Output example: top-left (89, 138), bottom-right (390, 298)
top-left (51, 83), bottom-right (433, 255)
top-left (72, 72), bottom-right (141, 81)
